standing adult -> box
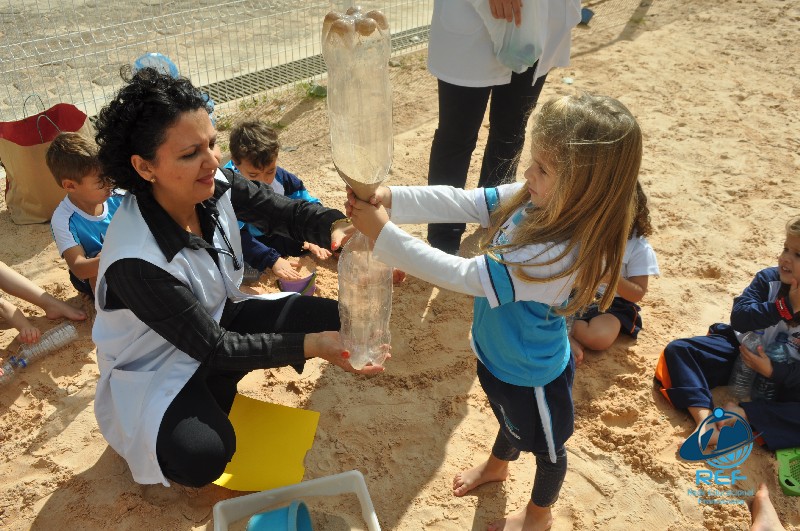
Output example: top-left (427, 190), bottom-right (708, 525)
top-left (92, 68), bottom-right (382, 488)
top-left (426, 0), bottom-right (581, 254)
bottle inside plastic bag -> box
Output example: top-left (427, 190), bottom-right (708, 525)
top-left (322, 6), bottom-right (394, 368)
top-left (466, 0), bottom-right (547, 73)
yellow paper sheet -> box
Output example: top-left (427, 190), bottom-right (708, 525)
top-left (213, 394), bottom-right (320, 492)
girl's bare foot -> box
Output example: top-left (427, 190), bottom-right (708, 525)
top-left (750, 483), bottom-right (785, 531)
top-left (453, 455), bottom-right (509, 497)
top-left (41, 294), bottom-right (87, 321)
top-left (488, 501), bottom-right (553, 531)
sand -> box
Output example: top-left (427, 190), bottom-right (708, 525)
top-left (1, 0), bottom-right (799, 529)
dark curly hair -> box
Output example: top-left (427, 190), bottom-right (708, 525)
top-left (631, 180), bottom-right (653, 238)
top-left (94, 67), bottom-right (212, 195)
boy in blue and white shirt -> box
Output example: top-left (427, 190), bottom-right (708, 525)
top-left (46, 132), bottom-right (122, 297)
top-left (225, 120), bottom-right (331, 282)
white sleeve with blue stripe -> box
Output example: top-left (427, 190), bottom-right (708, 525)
top-left (373, 183), bottom-right (575, 304)
top-left (388, 183), bottom-right (523, 226)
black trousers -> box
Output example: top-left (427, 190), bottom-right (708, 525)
top-left (155, 295), bottom-right (339, 487)
top-left (427, 66), bottom-right (546, 254)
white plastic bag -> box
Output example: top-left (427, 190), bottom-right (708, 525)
top-left (467, 0), bottom-right (547, 73)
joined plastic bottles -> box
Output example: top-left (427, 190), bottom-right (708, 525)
top-left (728, 330), bottom-right (763, 399)
top-left (337, 231), bottom-right (392, 369)
top-left (322, 6), bottom-right (393, 200)
top-left (751, 332), bottom-right (792, 402)
top-left (0, 323), bottom-right (78, 386)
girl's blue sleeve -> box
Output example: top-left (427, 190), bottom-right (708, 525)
top-left (730, 268), bottom-right (785, 332)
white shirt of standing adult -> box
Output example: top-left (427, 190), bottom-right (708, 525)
top-left (428, 0), bottom-right (582, 88)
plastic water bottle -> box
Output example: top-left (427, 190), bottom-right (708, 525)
top-left (728, 330), bottom-right (763, 399)
top-left (0, 360), bottom-right (16, 386)
top-left (15, 323), bottom-right (78, 368)
top-left (751, 332), bottom-right (792, 402)
top-left (0, 323), bottom-right (78, 386)
top-left (242, 265), bottom-right (262, 285)
top-left (337, 231), bottom-right (392, 370)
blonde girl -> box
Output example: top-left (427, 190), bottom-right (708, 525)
top-left (348, 93), bottom-right (642, 531)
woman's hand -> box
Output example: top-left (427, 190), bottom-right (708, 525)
top-left (272, 257), bottom-right (304, 280)
top-left (304, 331), bottom-right (386, 375)
top-left (489, 0), bottom-right (522, 26)
top-left (740, 344), bottom-right (773, 378)
top-left (331, 221), bottom-right (355, 252)
top-left (303, 241), bottom-right (332, 260)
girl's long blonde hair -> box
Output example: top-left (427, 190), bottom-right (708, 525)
top-left (483, 93), bottom-right (643, 316)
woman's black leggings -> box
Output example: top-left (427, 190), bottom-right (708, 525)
top-left (492, 429), bottom-right (568, 507)
top-left (156, 295), bottom-right (339, 487)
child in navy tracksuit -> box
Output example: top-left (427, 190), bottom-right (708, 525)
top-left (655, 215), bottom-right (800, 450)
top-left (224, 120), bottom-right (331, 282)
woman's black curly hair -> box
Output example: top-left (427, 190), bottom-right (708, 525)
top-left (94, 67), bottom-right (212, 195)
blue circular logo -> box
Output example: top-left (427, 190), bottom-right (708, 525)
top-left (679, 408), bottom-right (755, 469)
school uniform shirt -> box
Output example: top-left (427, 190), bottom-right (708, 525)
top-left (92, 168), bottom-right (344, 485)
top-left (730, 267), bottom-right (800, 366)
top-left (428, 0), bottom-right (581, 87)
top-left (596, 234), bottom-right (660, 298)
top-left (373, 183), bottom-right (576, 388)
top-left (51, 192), bottom-right (124, 258)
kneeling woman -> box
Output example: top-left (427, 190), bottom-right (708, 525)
top-left (92, 68), bottom-right (381, 487)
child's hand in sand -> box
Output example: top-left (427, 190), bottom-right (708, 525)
top-left (303, 241), bottom-right (332, 260)
top-left (272, 257), bottom-right (304, 280)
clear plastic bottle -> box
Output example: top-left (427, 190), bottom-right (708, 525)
top-left (751, 332), bottom-right (792, 402)
top-left (337, 231), bottom-right (392, 369)
top-left (14, 322), bottom-right (79, 369)
top-left (728, 330), bottom-right (763, 399)
top-left (242, 265), bottom-right (262, 285)
top-left (322, 6), bottom-right (393, 200)
top-left (0, 360), bottom-right (16, 386)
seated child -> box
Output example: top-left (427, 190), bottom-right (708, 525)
top-left (46, 132), bottom-right (123, 297)
top-left (224, 120), bottom-right (331, 281)
top-left (0, 260), bottom-right (86, 344)
top-left (655, 215), bottom-right (800, 450)
top-left (570, 181), bottom-right (660, 363)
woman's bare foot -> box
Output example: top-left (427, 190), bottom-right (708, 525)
top-left (392, 269), bottom-right (406, 285)
top-left (750, 483), bottom-right (785, 531)
top-left (41, 294), bottom-right (87, 321)
top-left (453, 455), bottom-right (509, 497)
top-left (488, 501), bottom-right (553, 531)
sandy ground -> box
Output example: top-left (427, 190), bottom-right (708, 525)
top-left (1, 0), bottom-right (800, 529)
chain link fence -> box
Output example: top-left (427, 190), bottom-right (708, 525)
top-left (0, 0), bottom-right (433, 122)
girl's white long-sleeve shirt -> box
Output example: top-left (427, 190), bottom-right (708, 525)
top-left (373, 184), bottom-right (576, 387)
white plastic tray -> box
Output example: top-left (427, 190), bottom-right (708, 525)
top-left (212, 470), bottom-right (381, 531)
